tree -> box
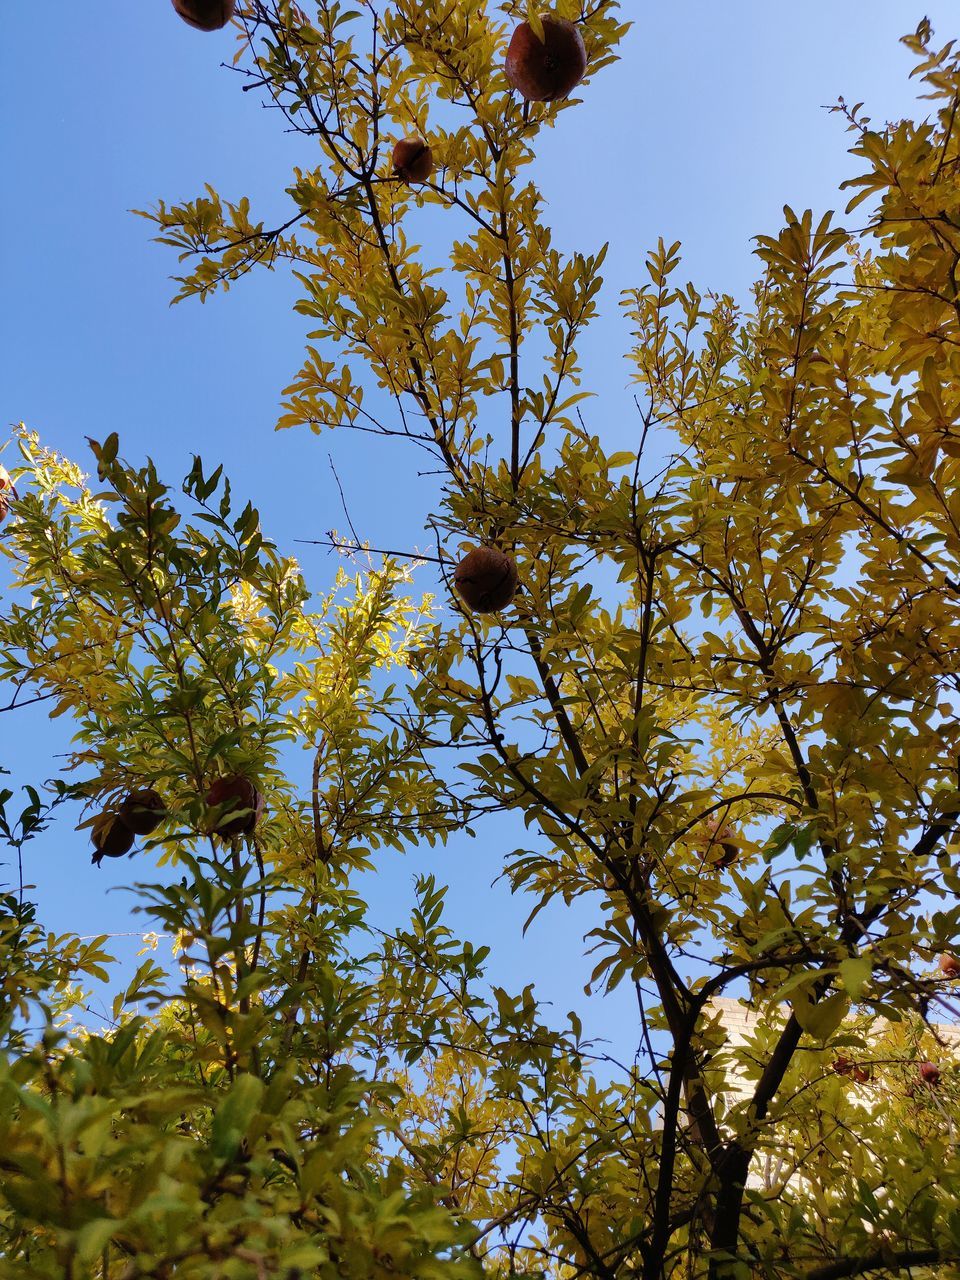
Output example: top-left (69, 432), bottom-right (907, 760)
top-left (0, 432), bottom-right (484, 1277)
top-left (3, 3), bottom-right (960, 1278)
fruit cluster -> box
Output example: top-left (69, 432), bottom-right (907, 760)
top-left (90, 775), bottom-right (263, 866)
top-left (91, 789), bottom-right (167, 865)
top-left (831, 1056), bottom-right (871, 1083)
top-left (170, 5), bottom-right (591, 622)
top-left (833, 1056), bottom-right (949, 1089)
top-left (170, 0), bottom-right (590, 110)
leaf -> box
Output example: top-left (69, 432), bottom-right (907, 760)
top-left (525, 6), bottom-right (545, 41)
top-left (839, 956), bottom-right (872, 1000)
top-left (211, 1073), bottom-right (265, 1159)
top-left (794, 992), bottom-right (850, 1043)
top-left (76, 1219), bottom-right (119, 1262)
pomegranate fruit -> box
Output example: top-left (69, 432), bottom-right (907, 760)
top-left (172, 0), bottom-right (236, 32)
top-left (205, 774), bottom-right (263, 838)
top-left (703, 818), bottom-right (738, 869)
top-left (91, 811), bottom-right (135, 866)
top-left (453, 547), bottom-right (519, 614)
top-left (505, 16), bottom-right (587, 103)
top-left (119, 789), bottom-right (166, 836)
top-left (392, 137), bottom-right (434, 184)
top-left (0, 465), bottom-right (13, 524)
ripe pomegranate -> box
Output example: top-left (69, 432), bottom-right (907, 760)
top-left (453, 547), bottom-right (519, 614)
top-left (119, 789), bottom-right (166, 836)
top-left (939, 953), bottom-right (960, 979)
top-left (703, 817), bottom-right (738, 869)
top-left (919, 1060), bottom-right (941, 1086)
top-left (505, 16), bottom-right (587, 102)
top-left (171, 0), bottom-right (236, 31)
top-left (392, 137), bottom-right (434, 184)
top-left (91, 811), bottom-right (135, 866)
top-left (205, 775), bottom-right (263, 838)
top-left (0, 465), bottom-right (14, 524)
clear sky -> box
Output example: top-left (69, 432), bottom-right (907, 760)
top-left (2, 3), bottom-right (958, 1054)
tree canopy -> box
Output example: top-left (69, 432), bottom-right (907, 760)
top-left (3, 4), bottom-right (960, 1279)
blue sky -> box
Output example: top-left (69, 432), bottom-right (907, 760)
top-left (2, 3), bottom-right (958, 1054)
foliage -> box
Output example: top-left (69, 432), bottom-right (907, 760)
top-left (0, 433), bottom-right (478, 1277)
top-left (4, 3), bottom-right (960, 1279)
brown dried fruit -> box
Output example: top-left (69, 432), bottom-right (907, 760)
top-left (205, 774), bottom-right (263, 838)
top-left (172, 0), bottom-right (236, 31)
top-left (832, 1055), bottom-right (853, 1076)
top-left (119, 789), bottom-right (166, 836)
top-left (505, 16), bottom-right (587, 103)
top-left (392, 137), bottom-right (434, 184)
top-left (453, 547), bottom-right (519, 614)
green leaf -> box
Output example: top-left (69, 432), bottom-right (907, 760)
top-left (76, 1218), bottom-right (119, 1262)
top-left (211, 1073), bottom-right (265, 1159)
top-left (794, 992), bottom-right (850, 1043)
top-left (839, 956), bottom-right (872, 1000)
